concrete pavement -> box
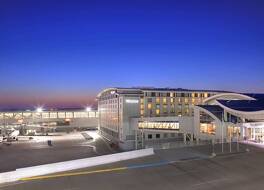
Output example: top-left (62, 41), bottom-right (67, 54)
top-left (0, 131), bottom-right (115, 172)
top-left (2, 145), bottom-right (264, 190)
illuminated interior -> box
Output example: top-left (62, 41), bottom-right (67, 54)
top-left (227, 126), bottom-right (240, 137)
top-left (200, 123), bottom-right (216, 135)
top-left (138, 121), bottom-right (179, 130)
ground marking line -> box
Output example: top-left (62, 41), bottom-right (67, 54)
top-left (19, 158), bottom-right (206, 182)
top-left (19, 161), bottom-right (171, 182)
top-left (20, 167), bottom-right (127, 181)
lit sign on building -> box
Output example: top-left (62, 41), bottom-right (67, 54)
top-left (125, 99), bottom-right (139, 104)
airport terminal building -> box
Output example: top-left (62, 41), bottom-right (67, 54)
top-left (97, 87), bottom-right (264, 150)
top-left (0, 109), bottom-right (98, 135)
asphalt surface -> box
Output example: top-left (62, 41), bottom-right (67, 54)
top-left (0, 131), bottom-right (115, 172)
top-left (1, 144), bottom-right (264, 190)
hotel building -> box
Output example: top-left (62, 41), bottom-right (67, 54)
top-left (98, 87), bottom-right (264, 150)
top-left (97, 87), bottom-right (227, 150)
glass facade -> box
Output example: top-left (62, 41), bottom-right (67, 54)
top-left (0, 110), bottom-right (98, 120)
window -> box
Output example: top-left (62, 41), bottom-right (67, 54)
top-left (156, 98), bottom-right (160, 104)
top-left (148, 134), bottom-right (152, 139)
top-left (74, 112), bottom-right (88, 118)
top-left (170, 98), bottom-right (174, 103)
top-left (89, 112), bottom-right (96, 118)
top-left (58, 112), bottom-right (66, 118)
top-left (50, 112), bottom-right (57, 118)
top-left (170, 106), bottom-right (175, 113)
top-left (163, 98), bottom-right (167, 104)
top-left (200, 123), bottom-right (216, 135)
top-left (156, 109), bottom-right (160, 115)
top-left (176, 93), bottom-right (181, 97)
top-left (163, 105), bottom-right (167, 113)
top-left (66, 112), bottom-right (73, 118)
top-left (42, 113), bottom-right (49, 119)
top-left (227, 126), bottom-right (240, 137)
top-left (147, 103), bottom-right (152, 109)
top-left (156, 134), bottom-right (160, 138)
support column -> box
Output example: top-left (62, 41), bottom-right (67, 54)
top-left (135, 130), bottom-right (138, 150)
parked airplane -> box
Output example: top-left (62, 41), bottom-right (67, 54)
top-left (3, 129), bottom-right (20, 141)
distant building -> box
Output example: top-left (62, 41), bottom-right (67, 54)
top-left (97, 87), bottom-right (227, 150)
top-left (0, 109), bottom-right (98, 135)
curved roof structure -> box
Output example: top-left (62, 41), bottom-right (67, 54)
top-left (215, 99), bottom-right (264, 120)
top-left (197, 105), bottom-right (224, 121)
top-left (217, 99), bottom-right (264, 112)
top-left (197, 93), bottom-right (264, 121)
top-left (97, 87), bottom-right (228, 98)
top-left (203, 93), bottom-right (255, 104)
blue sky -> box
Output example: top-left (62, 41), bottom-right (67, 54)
top-left (0, 0), bottom-right (263, 108)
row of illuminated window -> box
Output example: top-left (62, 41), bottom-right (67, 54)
top-left (146, 103), bottom-right (192, 109)
top-left (144, 92), bottom-right (212, 98)
top-left (141, 108), bottom-right (191, 116)
top-left (0, 112), bottom-right (98, 119)
top-left (138, 121), bottom-right (180, 130)
top-left (143, 97), bottom-right (203, 104)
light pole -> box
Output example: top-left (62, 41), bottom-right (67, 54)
top-left (221, 111), bottom-right (224, 153)
top-left (35, 107), bottom-right (43, 133)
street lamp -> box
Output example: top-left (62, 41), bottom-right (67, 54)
top-left (36, 107), bottom-right (43, 113)
top-left (86, 107), bottom-right (91, 112)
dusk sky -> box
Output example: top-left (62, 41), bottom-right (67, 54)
top-left (0, 0), bottom-right (263, 109)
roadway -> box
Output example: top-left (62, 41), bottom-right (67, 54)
top-left (0, 131), bottom-right (115, 172)
top-left (2, 145), bottom-right (264, 190)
